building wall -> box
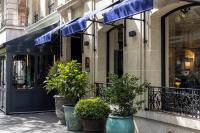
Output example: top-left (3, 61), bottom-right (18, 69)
top-left (0, 0), bottom-right (26, 45)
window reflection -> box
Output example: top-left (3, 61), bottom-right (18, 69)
top-left (0, 56), bottom-right (6, 86)
top-left (168, 6), bottom-right (200, 88)
top-left (13, 55), bottom-right (34, 89)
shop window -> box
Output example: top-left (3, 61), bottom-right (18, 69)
top-left (167, 6), bottom-right (200, 88)
top-left (13, 55), bottom-right (34, 89)
top-left (0, 56), bottom-right (6, 86)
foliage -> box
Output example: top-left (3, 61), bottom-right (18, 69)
top-left (44, 60), bottom-right (89, 102)
top-left (102, 74), bottom-right (149, 117)
top-left (75, 98), bottom-right (110, 119)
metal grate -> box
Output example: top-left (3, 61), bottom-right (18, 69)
top-left (147, 86), bottom-right (200, 118)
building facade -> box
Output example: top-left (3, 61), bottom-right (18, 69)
top-left (56, 0), bottom-right (200, 133)
top-left (1, 0), bottom-right (200, 132)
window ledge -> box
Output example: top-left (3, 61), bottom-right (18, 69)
top-left (134, 110), bottom-right (200, 131)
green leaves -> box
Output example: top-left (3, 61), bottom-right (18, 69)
top-left (44, 60), bottom-right (89, 101)
top-left (102, 74), bottom-right (150, 116)
top-left (75, 98), bottom-right (110, 119)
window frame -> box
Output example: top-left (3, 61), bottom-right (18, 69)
top-left (161, 4), bottom-right (200, 87)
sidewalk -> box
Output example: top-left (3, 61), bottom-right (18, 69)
top-left (0, 112), bottom-right (80, 133)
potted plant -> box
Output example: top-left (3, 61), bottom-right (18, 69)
top-left (44, 62), bottom-right (69, 124)
top-left (102, 74), bottom-right (149, 133)
top-left (75, 97), bottom-right (110, 133)
top-left (58, 60), bottom-right (89, 131)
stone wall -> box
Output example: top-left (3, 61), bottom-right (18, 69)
top-left (135, 111), bottom-right (200, 133)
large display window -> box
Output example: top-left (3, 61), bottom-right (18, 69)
top-left (167, 6), bottom-right (200, 88)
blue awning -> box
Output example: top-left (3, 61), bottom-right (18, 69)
top-left (61, 17), bottom-right (87, 37)
top-left (103, 0), bottom-right (153, 24)
top-left (34, 18), bottom-right (79, 45)
top-left (61, 1), bottom-right (120, 37)
top-left (34, 24), bottom-right (63, 46)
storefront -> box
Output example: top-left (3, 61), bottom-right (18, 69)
top-left (0, 24), bottom-right (60, 114)
top-left (30, 0), bottom-right (200, 132)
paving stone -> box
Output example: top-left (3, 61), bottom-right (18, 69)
top-left (0, 112), bottom-right (82, 133)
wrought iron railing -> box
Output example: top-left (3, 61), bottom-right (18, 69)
top-left (147, 86), bottom-right (200, 118)
top-left (94, 82), bottom-right (104, 97)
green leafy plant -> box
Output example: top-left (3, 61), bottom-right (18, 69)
top-left (44, 60), bottom-right (89, 102)
top-left (75, 98), bottom-right (110, 119)
top-left (102, 74), bottom-right (149, 117)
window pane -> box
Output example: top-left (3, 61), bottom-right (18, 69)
top-left (168, 6), bottom-right (200, 88)
top-left (13, 55), bottom-right (34, 89)
top-left (48, 0), bottom-right (55, 14)
top-left (0, 56), bottom-right (6, 86)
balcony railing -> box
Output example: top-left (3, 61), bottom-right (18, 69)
top-left (147, 86), bottom-right (200, 118)
top-left (95, 83), bottom-right (200, 118)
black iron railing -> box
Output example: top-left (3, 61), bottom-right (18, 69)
top-left (94, 82), bottom-right (104, 97)
top-left (148, 86), bottom-right (200, 118)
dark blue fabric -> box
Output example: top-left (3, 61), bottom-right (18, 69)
top-left (61, 1), bottom-right (120, 37)
top-left (61, 17), bottom-right (87, 37)
top-left (34, 24), bottom-right (63, 46)
top-left (34, 18), bottom-right (79, 45)
top-left (103, 0), bottom-right (153, 24)
top-left (35, 0), bottom-right (121, 45)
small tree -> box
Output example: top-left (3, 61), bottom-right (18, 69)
top-left (102, 74), bottom-right (149, 116)
top-left (44, 60), bottom-right (89, 103)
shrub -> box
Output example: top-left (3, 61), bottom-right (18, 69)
top-left (44, 60), bottom-right (89, 102)
top-left (102, 74), bottom-right (149, 116)
top-left (75, 98), bottom-right (110, 119)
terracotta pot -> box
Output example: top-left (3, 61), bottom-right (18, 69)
top-left (81, 118), bottom-right (106, 133)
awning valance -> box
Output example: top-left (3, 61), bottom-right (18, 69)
top-left (103, 0), bottom-right (153, 24)
top-left (61, 0), bottom-right (120, 37)
top-left (34, 18), bottom-right (79, 45)
top-left (34, 24), bottom-right (63, 46)
top-left (61, 17), bottom-right (87, 37)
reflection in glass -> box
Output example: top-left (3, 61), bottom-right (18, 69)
top-left (168, 6), bottom-right (200, 88)
top-left (13, 55), bottom-right (34, 89)
top-left (0, 56), bottom-right (6, 86)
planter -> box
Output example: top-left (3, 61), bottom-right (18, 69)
top-left (106, 115), bottom-right (134, 133)
top-left (63, 105), bottom-right (83, 131)
top-left (81, 119), bottom-right (106, 133)
top-left (54, 95), bottom-right (68, 124)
